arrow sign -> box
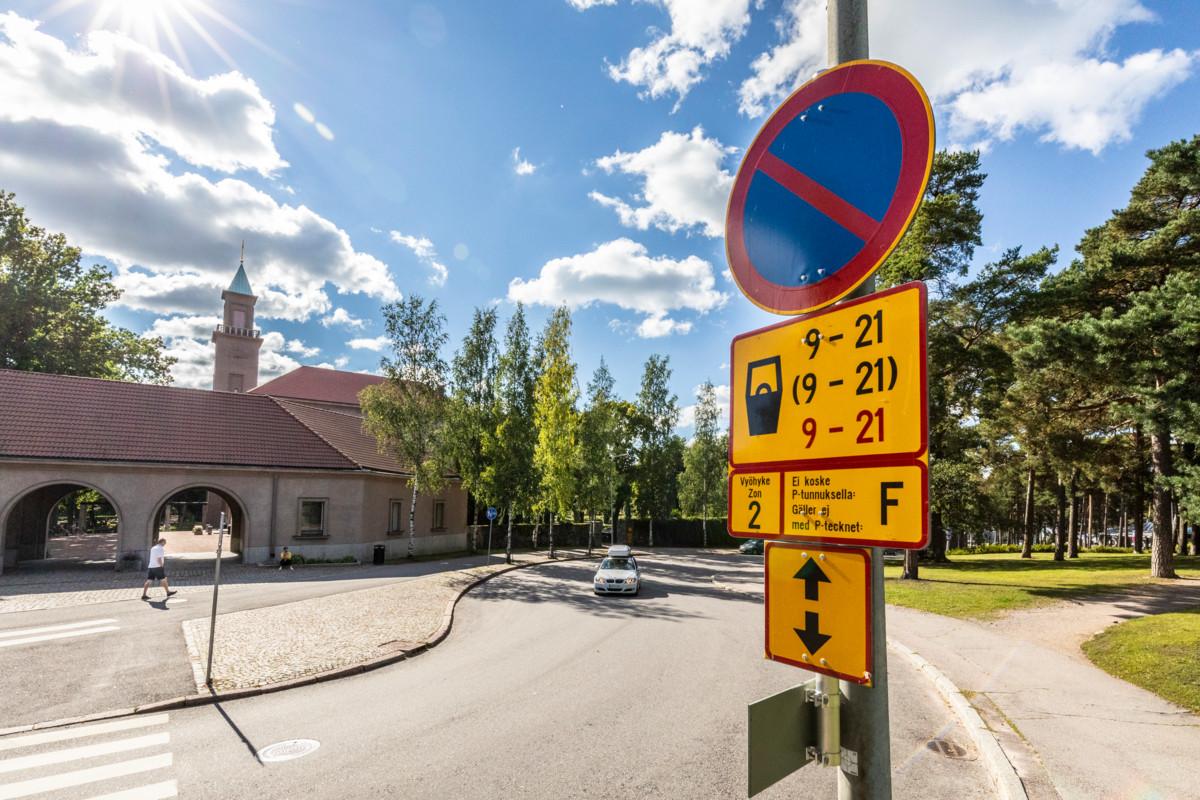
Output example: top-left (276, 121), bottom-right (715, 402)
top-left (794, 611), bottom-right (831, 654)
top-left (794, 557), bottom-right (831, 601)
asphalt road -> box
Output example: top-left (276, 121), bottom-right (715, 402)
top-left (0, 552), bottom-right (992, 799)
top-left (0, 554), bottom-right (503, 727)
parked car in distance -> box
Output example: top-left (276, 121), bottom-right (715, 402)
top-left (594, 545), bottom-right (640, 595)
top-left (739, 539), bottom-right (764, 555)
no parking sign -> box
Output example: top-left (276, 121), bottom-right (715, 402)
top-left (725, 60), bottom-right (934, 315)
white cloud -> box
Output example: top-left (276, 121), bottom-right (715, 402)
top-left (567, 0), bottom-right (616, 9)
top-left (950, 50), bottom-right (1195, 154)
top-left (321, 308), bottom-right (367, 329)
top-left (507, 237), bottom-right (728, 337)
top-left (285, 339), bottom-right (321, 358)
top-left (737, 0), bottom-right (1196, 154)
top-left (0, 14), bottom-right (284, 175)
top-left (678, 383), bottom-right (730, 430)
top-left (293, 102), bottom-right (315, 123)
top-left (603, 0), bottom-right (753, 108)
top-left (390, 231), bottom-right (449, 287)
top-left (512, 147), bottom-right (537, 176)
top-left (144, 317), bottom-right (311, 388)
top-left (591, 126), bottom-right (735, 237)
top-left (637, 312), bottom-right (693, 338)
top-left (0, 16), bottom-right (396, 324)
top-left (334, 356), bottom-right (350, 369)
top-left (293, 100), bottom-right (335, 141)
top-left (348, 335), bottom-right (391, 351)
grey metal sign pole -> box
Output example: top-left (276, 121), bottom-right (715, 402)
top-left (829, 2), bottom-right (893, 798)
top-left (205, 511), bottom-right (226, 688)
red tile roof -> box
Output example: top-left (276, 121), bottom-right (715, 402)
top-left (0, 369), bottom-right (409, 473)
top-left (275, 400), bottom-right (412, 475)
top-left (250, 366), bottom-right (385, 406)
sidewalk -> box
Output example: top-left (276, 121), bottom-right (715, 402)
top-left (889, 601), bottom-right (1200, 800)
top-left (183, 550), bottom-right (591, 692)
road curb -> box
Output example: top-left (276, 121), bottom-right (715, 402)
top-left (0, 553), bottom-right (596, 738)
top-left (888, 638), bottom-right (1028, 800)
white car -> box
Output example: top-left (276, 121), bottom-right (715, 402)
top-left (593, 546), bottom-right (640, 596)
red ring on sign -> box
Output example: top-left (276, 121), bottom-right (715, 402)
top-left (725, 60), bottom-right (934, 316)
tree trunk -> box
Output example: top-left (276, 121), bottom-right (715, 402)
top-left (1192, 522), bottom-right (1200, 557)
top-left (1053, 476), bottom-right (1067, 562)
top-left (505, 508), bottom-right (513, 564)
top-left (549, 512), bottom-right (556, 559)
top-left (901, 549), bottom-right (919, 580)
top-left (588, 516), bottom-right (594, 557)
top-left (1100, 492), bottom-right (1109, 547)
top-left (408, 483), bottom-right (418, 559)
top-left (930, 511), bottom-right (948, 562)
top-left (1134, 425), bottom-right (1146, 554)
top-left (1022, 467), bottom-right (1036, 558)
top-left (1086, 491), bottom-right (1095, 549)
top-left (1148, 416), bottom-right (1176, 579)
top-left (1067, 469), bottom-right (1080, 558)
top-left (1119, 499), bottom-right (1127, 548)
top-left (648, 517), bottom-right (654, 548)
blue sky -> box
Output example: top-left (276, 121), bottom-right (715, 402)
top-left (1, 0), bottom-right (1198, 428)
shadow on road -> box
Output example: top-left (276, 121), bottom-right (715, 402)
top-left (469, 555), bottom-right (761, 622)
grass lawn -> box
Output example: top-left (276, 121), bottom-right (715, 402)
top-left (884, 551), bottom-right (1200, 618)
top-left (1083, 611), bottom-right (1200, 713)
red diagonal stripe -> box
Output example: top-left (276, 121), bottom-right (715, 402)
top-left (758, 152), bottom-right (880, 242)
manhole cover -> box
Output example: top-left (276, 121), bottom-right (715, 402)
top-left (926, 738), bottom-right (969, 759)
top-left (258, 739), bottom-right (320, 763)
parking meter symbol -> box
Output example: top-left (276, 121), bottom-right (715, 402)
top-left (746, 356), bottom-right (783, 436)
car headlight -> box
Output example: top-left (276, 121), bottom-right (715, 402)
top-left (594, 576), bottom-right (605, 583)
top-left (625, 577), bottom-right (637, 584)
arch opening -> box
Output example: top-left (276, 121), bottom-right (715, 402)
top-left (2, 483), bottom-right (121, 570)
top-left (151, 486), bottom-right (246, 564)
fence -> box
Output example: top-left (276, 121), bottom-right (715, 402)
top-left (469, 518), bottom-right (740, 550)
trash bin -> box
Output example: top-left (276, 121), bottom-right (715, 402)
top-left (373, 545), bottom-right (385, 565)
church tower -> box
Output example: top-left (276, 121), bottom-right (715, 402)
top-left (211, 246), bottom-right (264, 392)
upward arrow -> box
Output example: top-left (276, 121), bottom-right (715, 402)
top-left (794, 611), bottom-right (831, 655)
top-left (794, 557), bottom-right (831, 601)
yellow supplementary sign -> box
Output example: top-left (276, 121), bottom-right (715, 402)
top-left (731, 283), bottom-right (926, 467)
top-left (765, 542), bottom-right (871, 684)
top-left (729, 460), bottom-right (928, 548)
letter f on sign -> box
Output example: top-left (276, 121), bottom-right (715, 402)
top-left (880, 481), bottom-right (903, 525)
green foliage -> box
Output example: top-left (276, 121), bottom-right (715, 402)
top-left (445, 307), bottom-right (500, 505)
top-left (0, 190), bottom-right (174, 383)
top-left (678, 380), bottom-right (727, 519)
top-left (632, 354), bottom-right (680, 521)
top-left (578, 358), bottom-right (627, 518)
top-left (360, 295), bottom-right (450, 500)
top-left (532, 306), bottom-right (579, 520)
top-left (482, 304), bottom-right (539, 521)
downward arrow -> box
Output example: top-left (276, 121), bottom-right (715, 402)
top-left (794, 611), bottom-right (832, 655)
top-left (794, 557), bottom-right (831, 601)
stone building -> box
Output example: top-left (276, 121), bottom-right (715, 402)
top-left (0, 262), bottom-right (468, 574)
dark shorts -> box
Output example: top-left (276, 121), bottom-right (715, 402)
top-left (147, 566), bottom-right (165, 581)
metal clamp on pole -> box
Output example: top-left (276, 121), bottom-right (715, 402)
top-left (806, 674), bottom-right (842, 767)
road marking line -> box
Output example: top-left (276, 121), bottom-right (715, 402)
top-left (0, 733), bottom-right (169, 775)
top-left (0, 626), bottom-right (120, 649)
top-left (82, 780), bottom-right (178, 800)
top-left (164, 598), bottom-right (187, 605)
top-left (0, 620), bottom-right (119, 640)
top-left (0, 715), bottom-right (169, 753)
top-left (0, 753), bottom-right (172, 800)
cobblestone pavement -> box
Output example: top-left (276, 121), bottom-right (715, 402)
top-left (183, 552), bottom-right (584, 692)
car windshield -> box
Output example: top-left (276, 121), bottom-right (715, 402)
top-left (600, 557), bottom-right (634, 571)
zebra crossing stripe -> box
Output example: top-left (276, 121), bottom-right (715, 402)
top-left (0, 619), bottom-right (119, 639)
top-left (0, 626), bottom-right (120, 649)
top-left (0, 732), bottom-right (169, 775)
top-left (0, 752), bottom-right (172, 800)
top-left (0, 714), bottom-right (169, 753)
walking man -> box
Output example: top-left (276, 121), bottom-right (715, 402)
top-left (142, 537), bottom-right (177, 601)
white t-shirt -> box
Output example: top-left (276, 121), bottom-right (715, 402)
top-left (148, 544), bottom-right (165, 569)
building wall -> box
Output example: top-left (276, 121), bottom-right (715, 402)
top-left (0, 460), bottom-right (469, 574)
